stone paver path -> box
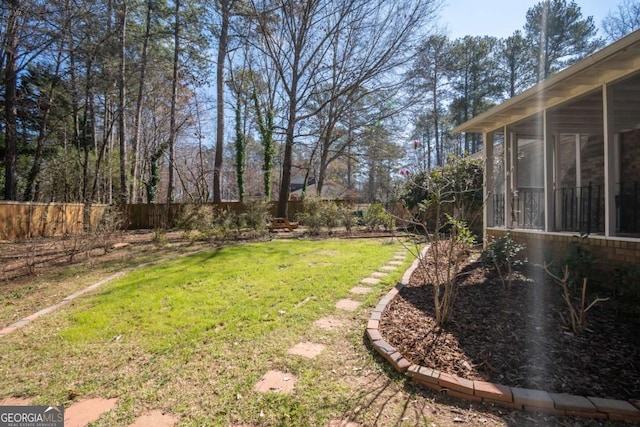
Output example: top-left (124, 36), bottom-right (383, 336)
top-left (64, 398), bottom-right (118, 427)
top-left (0, 397), bottom-right (33, 405)
top-left (288, 342), bottom-right (325, 358)
top-left (361, 277), bottom-right (380, 285)
top-left (380, 265), bottom-right (397, 271)
top-left (314, 317), bottom-right (344, 330)
top-left (128, 410), bottom-right (178, 427)
top-left (349, 286), bottom-right (371, 294)
top-left (335, 299), bottom-right (361, 311)
top-left (371, 272), bottom-right (387, 278)
top-left (253, 370), bottom-right (297, 393)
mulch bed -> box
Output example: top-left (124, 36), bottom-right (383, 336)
top-left (379, 245), bottom-right (640, 400)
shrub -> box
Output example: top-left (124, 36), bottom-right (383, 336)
top-left (613, 264), bottom-right (640, 303)
top-left (482, 232), bottom-right (526, 290)
top-left (296, 198), bottom-right (324, 235)
top-left (540, 236), bottom-right (608, 333)
top-left (93, 205), bottom-right (125, 253)
top-left (363, 204), bottom-right (394, 232)
top-left (176, 204), bottom-right (215, 237)
top-left (321, 201), bottom-right (340, 233)
top-left (337, 204), bottom-right (357, 234)
top-left (152, 228), bottom-right (168, 246)
top-left (542, 263), bottom-right (608, 334)
top-left (243, 200), bottom-right (270, 232)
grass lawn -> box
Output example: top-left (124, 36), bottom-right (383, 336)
top-left (0, 238), bottom-right (414, 426)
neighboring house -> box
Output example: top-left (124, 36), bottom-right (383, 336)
top-left (289, 183), bottom-right (360, 201)
top-left (453, 29), bottom-right (640, 269)
top-left (289, 176), bottom-right (360, 201)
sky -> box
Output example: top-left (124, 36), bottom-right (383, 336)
top-left (438, 0), bottom-right (618, 39)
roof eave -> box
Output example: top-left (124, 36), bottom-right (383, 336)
top-left (452, 29), bottom-right (640, 135)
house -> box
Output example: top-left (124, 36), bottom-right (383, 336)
top-left (452, 29), bottom-right (640, 270)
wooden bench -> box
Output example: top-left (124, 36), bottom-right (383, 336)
top-left (269, 217), bottom-right (299, 232)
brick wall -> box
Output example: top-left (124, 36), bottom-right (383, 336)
top-left (486, 228), bottom-right (640, 285)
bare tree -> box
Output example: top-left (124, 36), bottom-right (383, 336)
top-left (602, 0), bottom-right (640, 42)
top-left (251, 0), bottom-right (439, 217)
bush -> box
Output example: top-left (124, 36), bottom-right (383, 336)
top-left (337, 204), bottom-right (357, 234)
top-left (363, 204), bottom-right (395, 232)
top-left (614, 264), bottom-right (640, 302)
top-left (296, 199), bottom-right (342, 235)
top-left (243, 200), bottom-right (270, 232)
top-left (296, 198), bottom-right (324, 235)
top-left (482, 232), bottom-right (526, 290)
top-left (176, 204), bottom-right (215, 238)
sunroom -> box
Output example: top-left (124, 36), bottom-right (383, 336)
top-left (453, 29), bottom-right (640, 266)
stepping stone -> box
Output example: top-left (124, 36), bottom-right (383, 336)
top-left (253, 370), bottom-right (296, 393)
top-left (361, 277), bottom-right (381, 285)
top-left (288, 342), bottom-right (325, 358)
top-left (380, 265), bottom-right (397, 271)
top-left (128, 410), bottom-right (178, 427)
top-left (336, 299), bottom-right (361, 311)
top-left (65, 397), bottom-right (118, 427)
top-left (371, 272), bottom-right (387, 278)
top-left (393, 255), bottom-right (406, 260)
top-left (0, 397), bottom-right (34, 405)
top-left (349, 286), bottom-right (372, 294)
top-left (314, 317), bottom-right (344, 330)
top-left (387, 260), bottom-right (403, 265)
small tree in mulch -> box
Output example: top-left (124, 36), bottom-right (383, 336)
top-left (482, 232), bottom-right (526, 291)
top-left (399, 156), bottom-right (483, 326)
top-left (541, 240), bottom-right (608, 334)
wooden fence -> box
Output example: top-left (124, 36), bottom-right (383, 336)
top-left (0, 200), bottom-right (479, 240)
top-left (121, 201), bottom-right (310, 230)
top-left (0, 202), bottom-right (107, 240)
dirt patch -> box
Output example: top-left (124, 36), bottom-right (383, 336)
top-left (379, 246), bottom-right (640, 401)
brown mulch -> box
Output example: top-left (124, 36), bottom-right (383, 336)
top-left (379, 244), bottom-right (640, 401)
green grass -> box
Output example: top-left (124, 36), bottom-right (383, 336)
top-left (0, 238), bottom-right (414, 426)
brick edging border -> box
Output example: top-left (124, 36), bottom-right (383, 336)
top-left (367, 246), bottom-right (640, 423)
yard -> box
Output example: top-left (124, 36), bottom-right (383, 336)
top-left (2, 232), bottom-right (635, 426)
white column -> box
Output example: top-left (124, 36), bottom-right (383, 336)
top-left (483, 131), bottom-right (494, 246)
top-left (502, 128), bottom-right (510, 229)
top-left (575, 134), bottom-right (582, 189)
top-left (603, 83), bottom-right (616, 236)
top-left (543, 110), bottom-right (555, 232)
top-left (512, 134), bottom-right (519, 227)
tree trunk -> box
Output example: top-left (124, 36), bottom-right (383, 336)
top-left (130, 0), bottom-right (152, 203)
top-left (24, 48), bottom-right (64, 201)
top-left (167, 0), bottom-right (181, 204)
top-left (118, 0), bottom-right (128, 204)
top-left (213, 0), bottom-right (230, 202)
top-left (3, 0), bottom-right (20, 200)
